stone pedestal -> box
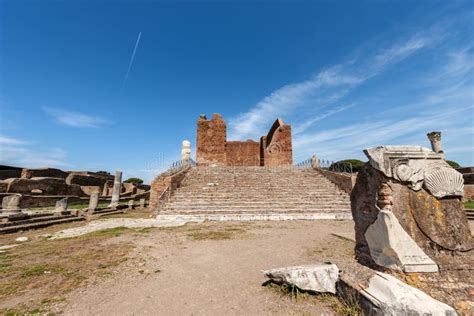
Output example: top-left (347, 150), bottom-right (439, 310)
top-left (1, 194), bottom-right (27, 220)
top-left (139, 198), bottom-right (146, 208)
top-left (109, 171), bottom-right (122, 208)
top-left (1, 194), bottom-right (23, 214)
top-left (128, 200), bottom-right (135, 210)
top-left (88, 193), bottom-right (99, 213)
top-left (54, 198), bottom-right (70, 215)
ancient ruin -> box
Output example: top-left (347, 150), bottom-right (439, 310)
top-left (349, 133), bottom-right (473, 312)
top-left (196, 113), bottom-right (293, 166)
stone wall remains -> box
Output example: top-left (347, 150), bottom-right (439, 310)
top-left (262, 119), bottom-right (293, 166)
top-left (196, 114), bottom-right (227, 166)
top-left (226, 140), bottom-right (260, 166)
top-left (149, 166), bottom-right (191, 210)
top-left (196, 114), bottom-right (293, 167)
top-left (316, 168), bottom-right (356, 194)
top-left (21, 168), bottom-right (68, 179)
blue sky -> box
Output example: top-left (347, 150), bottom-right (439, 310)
top-left (0, 1), bottom-right (473, 183)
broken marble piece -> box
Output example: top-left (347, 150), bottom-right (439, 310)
top-left (263, 263), bottom-right (339, 294)
top-left (360, 271), bottom-right (457, 315)
top-left (364, 145), bottom-right (463, 198)
top-left (365, 209), bottom-right (438, 272)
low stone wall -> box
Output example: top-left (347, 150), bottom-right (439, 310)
top-left (465, 184), bottom-right (474, 201)
top-left (3, 177), bottom-right (85, 196)
top-left (316, 168), bottom-right (356, 194)
top-left (0, 169), bottom-right (22, 180)
top-left (21, 168), bottom-right (69, 179)
top-left (149, 166), bottom-right (191, 210)
top-left (1, 194), bottom-right (87, 208)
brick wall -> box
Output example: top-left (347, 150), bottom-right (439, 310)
top-left (262, 119), bottom-right (293, 166)
top-left (226, 140), bottom-right (260, 166)
top-left (196, 114), bottom-right (227, 166)
top-left (196, 114), bottom-right (293, 167)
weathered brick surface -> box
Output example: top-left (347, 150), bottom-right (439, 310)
top-left (226, 140), bottom-right (260, 166)
top-left (196, 114), bottom-right (227, 166)
top-left (149, 166), bottom-right (190, 210)
top-left (317, 168), bottom-right (356, 194)
top-left (262, 119), bottom-right (293, 166)
top-left (196, 114), bottom-right (293, 167)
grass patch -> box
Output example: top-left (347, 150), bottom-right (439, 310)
top-left (187, 227), bottom-right (246, 241)
top-left (0, 227), bottom-right (134, 314)
top-left (465, 200), bottom-right (474, 209)
top-left (264, 281), bottom-right (312, 302)
top-left (265, 281), bottom-right (360, 315)
top-left (317, 293), bottom-right (361, 316)
top-left (86, 226), bottom-right (129, 237)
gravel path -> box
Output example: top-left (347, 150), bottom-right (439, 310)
top-left (44, 218), bottom-right (203, 239)
top-left (60, 220), bottom-right (355, 315)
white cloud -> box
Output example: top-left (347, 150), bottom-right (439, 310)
top-left (0, 134), bottom-right (70, 168)
top-left (0, 135), bottom-right (28, 145)
top-left (43, 107), bottom-right (111, 128)
top-left (228, 34), bottom-right (432, 140)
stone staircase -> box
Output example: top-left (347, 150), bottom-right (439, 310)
top-left (158, 166), bottom-right (352, 221)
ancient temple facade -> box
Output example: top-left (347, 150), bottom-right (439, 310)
top-left (196, 113), bottom-right (293, 166)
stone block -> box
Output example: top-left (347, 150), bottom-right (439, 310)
top-left (88, 193), bottom-right (99, 212)
top-left (365, 210), bottom-right (438, 272)
top-left (360, 272), bottom-right (456, 315)
top-left (21, 168), bottom-right (68, 179)
top-left (264, 263), bottom-right (339, 294)
top-left (1, 194), bottom-right (22, 213)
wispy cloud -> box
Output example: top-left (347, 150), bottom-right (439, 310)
top-left (123, 32), bottom-right (142, 87)
top-left (0, 134), bottom-right (70, 168)
top-left (43, 107), bottom-right (111, 128)
top-left (228, 34), bottom-right (432, 140)
top-left (0, 135), bottom-right (28, 146)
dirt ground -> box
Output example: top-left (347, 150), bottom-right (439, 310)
top-left (1, 218), bottom-right (358, 315)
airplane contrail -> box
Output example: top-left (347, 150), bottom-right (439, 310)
top-left (123, 32), bottom-right (142, 87)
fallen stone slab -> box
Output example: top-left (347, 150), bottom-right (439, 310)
top-left (263, 263), bottom-right (339, 294)
top-left (337, 260), bottom-right (459, 316)
top-left (361, 271), bottom-right (457, 315)
top-left (44, 218), bottom-right (203, 239)
top-left (365, 210), bottom-right (438, 272)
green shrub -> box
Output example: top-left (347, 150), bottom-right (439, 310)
top-left (329, 159), bottom-right (365, 172)
top-left (124, 177), bottom-right (144, 184)
top-left (446, 160), bottom-right (461, 168)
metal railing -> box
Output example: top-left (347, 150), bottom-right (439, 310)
top-left (295, 157), bottom-right (354, 174)
top-left (160, 158), bottom-right (196, 177)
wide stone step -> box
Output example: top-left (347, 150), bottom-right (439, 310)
top-left (164, 205), bottom-right (350, 210)
top-left (160, 208), bottom-right (351, 214)
top-left (0, 216), bottom-right (85, 234)
top-left (167, 199), bottom-right (348, 204)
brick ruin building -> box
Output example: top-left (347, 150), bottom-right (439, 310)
top-left (196, 113), bottom-right (293, 166)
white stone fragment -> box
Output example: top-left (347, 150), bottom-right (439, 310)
top-left (15, 236), bottom-right (29, 242)
top-left (263, 263), bottom-right (339, 294)
top-left (361, 272), bottom-right (457, 315)
top-left (365, 210), bottom-right (438, 272)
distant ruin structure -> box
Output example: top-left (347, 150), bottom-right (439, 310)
top-left (196, 113), bottom-right (292, 166)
